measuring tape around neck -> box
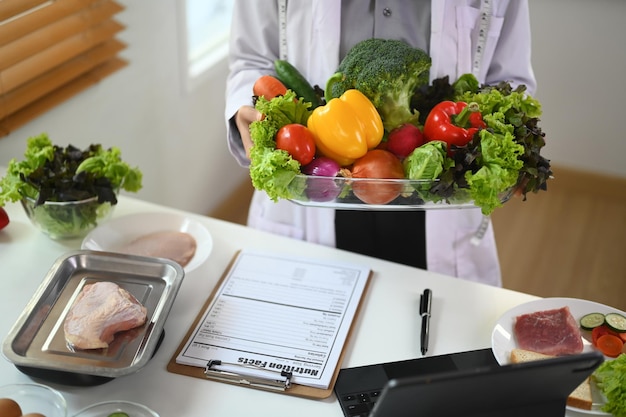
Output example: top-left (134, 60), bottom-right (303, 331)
top-left (472, 0), bottom-right (492, 78)
top-left (278, 0), bottom-right (288, 60)
top-left (280, 0), bottom-right (490, 76)
top-left (471, 1), bottom-right (494, 245)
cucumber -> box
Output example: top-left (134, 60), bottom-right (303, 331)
top-left (604, 312), bottom-right (626, 332)
top-left (274, 59), bottom-right (322, 108)
top-left (580, 312), bottom-right (606, 330)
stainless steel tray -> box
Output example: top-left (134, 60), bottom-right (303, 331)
top-left (2, 250), bottom-right (185, 382)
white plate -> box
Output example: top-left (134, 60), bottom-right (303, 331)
top-left (81, 212), bottom-right (212, 273)
top-left (492, 297), bottom-right (625, 415)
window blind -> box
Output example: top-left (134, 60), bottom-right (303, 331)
top-left (0, 0), bottom-right (127, 137)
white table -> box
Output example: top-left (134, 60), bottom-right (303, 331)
top-left (0, 196), bottom-right (588, 416)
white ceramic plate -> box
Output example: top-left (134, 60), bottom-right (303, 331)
top-left (492, 297), bottom-right (625, 415)
top-left (81, 212), bottom-right (212, 273)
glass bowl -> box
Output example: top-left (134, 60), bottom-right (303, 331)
top-left (284, 174), bottom-right (515, 210)
top-left (0, 383), bottom-right (67, 417)
top-left (72, 400), bottom-right (159, 417)
top-left (21, 195), bottom-right (115, 240)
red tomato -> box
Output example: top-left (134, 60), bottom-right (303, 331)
top-left (0, 207), bottom-right (9, 230)
top-left (276, 124), bottom-right (316, 165)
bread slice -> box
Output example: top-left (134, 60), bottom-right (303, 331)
top-left (510, 348), bottom-right (553, 363)
top-left (510, 348), bottom-right (593, 410)
top-left (566, 378), bottom-right (593, 411)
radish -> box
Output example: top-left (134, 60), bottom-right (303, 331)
top-left (386, 124), bottom-right (425, 158)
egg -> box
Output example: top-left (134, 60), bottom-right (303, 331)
top-left (0, 398), bottom-right (22, 417)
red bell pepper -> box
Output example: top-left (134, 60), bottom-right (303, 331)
top-left (423, 101), bottom-right (486, 150)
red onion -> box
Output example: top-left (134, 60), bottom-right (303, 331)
top-left (301, 157), bottom-right (342, 202)
top-left (301, 157), bottom-right (341, 177)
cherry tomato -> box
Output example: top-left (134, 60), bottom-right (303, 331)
top-left (0, 207), bottom-right (9, 230)
top-left (276, 124), bottom-right (316, 165)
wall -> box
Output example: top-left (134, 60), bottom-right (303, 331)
top-left (1, 0), bottom-right (624, 217)
top-left (529, 0), bottom-right (626, 179)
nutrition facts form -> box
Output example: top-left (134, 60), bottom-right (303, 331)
top-left (175, 249), bottom-right (371, 389)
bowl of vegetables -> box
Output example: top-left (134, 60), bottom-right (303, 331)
top-left (0, 133), bottom-right (142, 240)
top-left (248, 39), bottom-right (552, 216)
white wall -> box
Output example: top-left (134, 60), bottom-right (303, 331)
top-left (529, 0), bottom-right (626, 179)
top-left (1, 0), bottom-right (624, 217)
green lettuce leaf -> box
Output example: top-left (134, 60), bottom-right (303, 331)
top-left (403, 141), bottom-right (449, 181)
top-left (593, 354), bottom-right (626, 417)
top-left (249, 147), bottom-right (302, 202)
top-left (248, 90), bottom-right (311, 201)
top-left (465, 129), bottom-right (524, 215)
top-left (0, 133), bottom-right (142, 206)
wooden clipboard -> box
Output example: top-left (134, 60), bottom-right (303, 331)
top-left (167, 250), bottom-right (372, 399)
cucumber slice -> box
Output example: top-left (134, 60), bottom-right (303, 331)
top-left (604, 312), bottom-right (626, 332)
top-left (580, 312), bottom-right (606, 330)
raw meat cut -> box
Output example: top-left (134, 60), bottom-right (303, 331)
top-left (64, 281), bottom-right (148, 350)
top-left (513, 306), bottom-right (584, 356)
top-left (118, 231), bottom-right (196, 267)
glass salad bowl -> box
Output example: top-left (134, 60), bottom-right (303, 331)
top-left (21, 195), bottom-right (115, 240)
top-left (284, 174), bottom-right (516, 211)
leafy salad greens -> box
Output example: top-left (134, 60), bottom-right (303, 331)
top-left (593, 353), bottom-right (626, 417)
top-left (249, 91), bottom-right (311, 201)
top-left (411, 74), bottom-right (551, 214)
top-left (0, 133), bottom-right (142, 236)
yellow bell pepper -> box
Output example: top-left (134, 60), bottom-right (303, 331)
top-left (307, 89), bottom-right (384, 166)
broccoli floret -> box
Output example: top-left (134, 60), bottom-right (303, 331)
top-left (326, 38), bottom-right (431, 131)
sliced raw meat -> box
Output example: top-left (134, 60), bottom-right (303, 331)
top-left (64, 281), bottom-right (147, 350)
top-left (513, 306), bottom-right (584, 355)
top-left (118, 231), bottom-right (196, 267)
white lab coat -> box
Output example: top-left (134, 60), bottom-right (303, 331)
top-left (225, 0), bottom-right (536, 287)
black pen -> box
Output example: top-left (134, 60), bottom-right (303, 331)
top-left (420, 289), bottom-right (432, 356)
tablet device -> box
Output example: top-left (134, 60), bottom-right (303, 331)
top-left (334, 348), bottom-right (603, 417)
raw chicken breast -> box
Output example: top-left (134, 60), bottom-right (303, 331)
top-left (64, 281), bottom-right (147, 350)
top-left (118, 231), bottom-right (196, 267)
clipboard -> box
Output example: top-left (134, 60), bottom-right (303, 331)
top-left (167, 250), bottom-right (372, 399)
